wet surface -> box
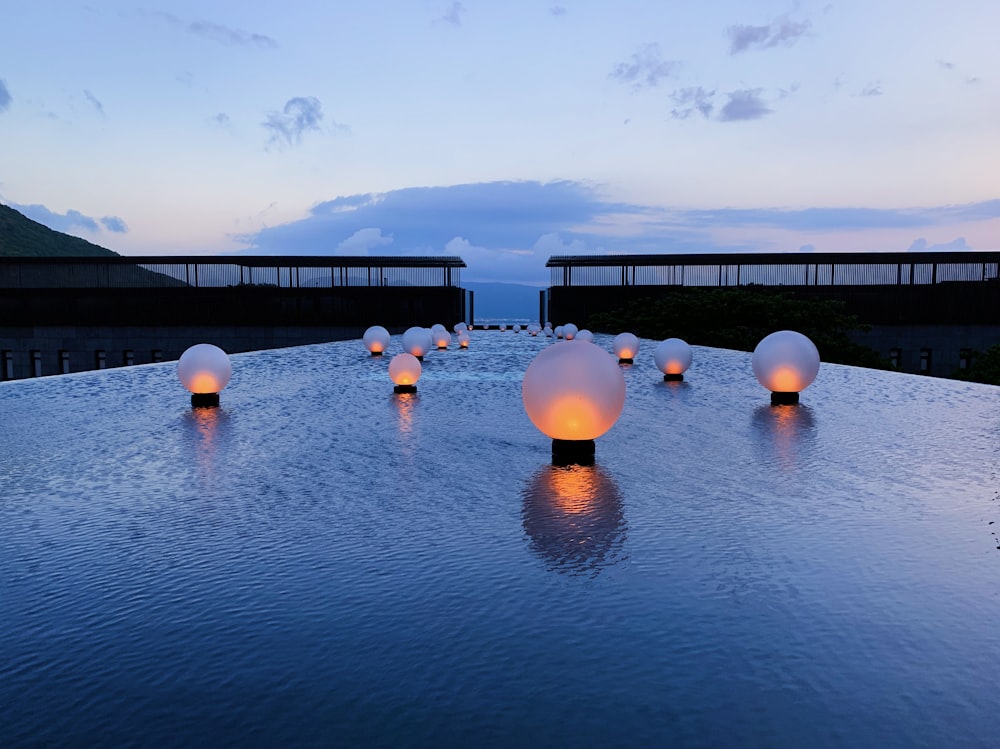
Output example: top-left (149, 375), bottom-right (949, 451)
top-left (2, 331), bottom-right (999, 747)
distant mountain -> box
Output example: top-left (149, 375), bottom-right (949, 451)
top-left (464, 281), bottom-right (544, 322)
top-left (0, 203), bottom-right (120, 257)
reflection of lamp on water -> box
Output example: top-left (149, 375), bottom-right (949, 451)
top-left (402, 326), bottom-right (433, 360)
top-left (363, 325), bottom-right (391, 356)
top-left (521, 464), bottom-right (627, 577)
top-left (752, 403), bottom-right (816, 469)
top-left (654, 338), bottom-right (692, 381)
top-left (613, 332), bottom-right (639, 364)
top-left (522, 340), bottom-right (626, 465)
top-left (752, 330), bottom-right (820, 405)
top-left (389, 352), bottom-right (422, 393)
top-left (178, 343), bottom-right (232, 408)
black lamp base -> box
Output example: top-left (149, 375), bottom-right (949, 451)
top-left (551, 439), bottom-right (596, 467)
top-left (415, 356), bottom-right (424, 361)
top-left (618, 358), bottom-right (634, 365)
top-left (770, 391), bottom-right (800, 405)
top-left (394, 384), bottom-right (417, 394)
top-left (663, 373), bottom-right (684, 382)
top-left (370, 351), bottom-right (383, 357)
top-left (191, 392), bottom-right (220, 408)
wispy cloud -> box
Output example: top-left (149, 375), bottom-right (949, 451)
top-left (669, 86), bottom-right (715, 119)
top-left (858, 81), bottom-right (882, 97)
top-left (84, 89), bottom-right (105, 116)
top-left (937, 58), bottom-right (982, 85)
top-left (145, 11), bottom-right (277, 49)
top-left (907, 237), bottom-right (972, 252)
top-left (728, 16), bottom-right (811, 54)
top-left (718, 89), bottom-right (772, 121)
top-left (263, 97), bottom-right (327, 147)
top-left (549, 6), bottom-right (567, 16)
top-left (0, 78), bottom-right (11, 113)
top-left (11, 202), bottom-right (128, 234)
top-left (439, 2), bottom-right (465, 26)
top-left (610, 43), bottom-right (681, 89)
top-left (211, 112), bottom-right (232, 128)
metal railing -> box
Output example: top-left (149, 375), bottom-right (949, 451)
top-left (547, 251), bottom-right (1000, 287)
top-left (0, 256), bottom-right (466, 289)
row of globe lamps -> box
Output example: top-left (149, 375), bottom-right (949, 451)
top-left (177, 325), bottom-right (820, 463)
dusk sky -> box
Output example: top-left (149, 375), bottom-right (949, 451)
top-left (1, 1), bottom-right (998, 284)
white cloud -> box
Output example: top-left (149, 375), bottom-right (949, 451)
top-left (337, 227), bottom-right (394, 254)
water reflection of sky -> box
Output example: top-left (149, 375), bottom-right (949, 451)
top-left (1, 334), bottom-right (999, 748)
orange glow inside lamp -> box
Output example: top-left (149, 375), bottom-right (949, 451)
top-left (562, 323), bottom-right (578, 341)
top-left (363, 325), bottom-right (391, 356)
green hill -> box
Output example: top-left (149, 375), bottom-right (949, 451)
top-left (0, 203), bottom-right (120, 257)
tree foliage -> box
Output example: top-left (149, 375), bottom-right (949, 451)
top-left (588, 287), bottom-right (889, 368)
top-left (952, 344), bottom-right (1000, 386)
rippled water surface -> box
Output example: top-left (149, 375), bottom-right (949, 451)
top-left (2, 332), bottom-right (999, 748)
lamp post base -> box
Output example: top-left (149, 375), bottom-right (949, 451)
top-left (370, 351), bottom-right (383, 357)
top-left (394, 384), bottom-right (417, 394)
top-left (191, 393), bottom-right (220, 408)
top-left (770, 391), bottom-right (800, 405)
top-left (663, 373), bottom-right (684, 382)
top-left (551, 439), bottom-right (596, 467)
top-left (618, 358), bottom-right (634, 365)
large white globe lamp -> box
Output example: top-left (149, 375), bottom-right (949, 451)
top-left (752, 330), bottom-right (820, 405)
top-left (612, 332), bottom-right (640, 364)
top-left (654, 338), bottom-right (693, 382)
top-left (389, 352), bottom-right (422, 393)
top-left (402, 326), bottom-right (433, 360)
top-left (363, 325), bottom-right (391, 356)
top-left (522, 340), bottom-right (626, 465)
top-left (178, 343), bottom-right (232, 408)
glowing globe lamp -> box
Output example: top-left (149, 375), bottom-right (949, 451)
top-left (178, 343), bottom-right (232, 408)
top-left (554, 325), bottom-right (564, 339)
top-left (576, 329), bottom-right (594, 343)
top-left (363, 325), bottom-right (391, 356)
top-left (613, 332), bottom-right (640, 364)
top-left (500, 324), bottom-right (507, 332)
top-left (544, 327), bottom-right (553, 338)
top-left (752, 330), bottom-right (820, 405)
top-left (432, 329), bottom-right (451, 349)
top-left (513, 324), bottom-right (522, 333)
top-left (522, 340), bottom-right (627, 465)
top-left (467, 324), bottom-right (474, 330)
top-left (458, 331), bottom-right (470, 348)
top-left (654, 338), bottom-right (693, 381)
top-left (563, 323), bottom-right (578, 341)
top-left (389, 352), bottom-right (422, 393)
top-left (402, 326), bottom-right (433, 360)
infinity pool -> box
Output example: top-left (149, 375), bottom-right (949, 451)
top-left (2, 331), bottom-right (998, 747)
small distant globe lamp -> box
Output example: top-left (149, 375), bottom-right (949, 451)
top-left (513, 324), bottom-right (522, 333)
top-left (654, 338), bottom-right (692, 382)
top-left (563, 323), bottom-right (578, 341)
top-left (543, 327), bottom-right (553, 338)
top-left (554, 325), bottom-right (564, 339)
top-left (500, 324), bottom-right (507, 332)
top-left (389, 352), bottom-right (422, 394)
top-left (432, 329), bottom-right (451, 350)
top-left (178, 343), bottom-right (232, 408)
top-left (363, 325), bottom-right (391, 356)
top-left (453, 322), bottom-right (467, 333)
top-left (458, 331), bottom-right (470, 348)
top-left (576, 329), bottom-right (594, 343)
top-left (402, 326), bottom-right (433, 360)
top-left (752, 330), bottom-right (820, 405)
top-left (613, 332), bottom-right (640, 364)
top-left (431, 323), bottom-right (447, 335)
top-left (522, 340), bottom-right (627, 466)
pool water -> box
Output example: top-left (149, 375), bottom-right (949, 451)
top-left (2, 331), bottom-right (999, 747)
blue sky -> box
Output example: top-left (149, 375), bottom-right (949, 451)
top-left (1, 0), bottom-right (998, 283)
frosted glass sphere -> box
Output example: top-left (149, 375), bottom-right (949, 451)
top-left (554, 325), bottom-right (564, 339)
top-left (563, 323), bottom-right (579, 341)
top-left (177, 343), bottom-right (232, 394)
top-left (513, 324), bottom-right (522, 333)
top-left (522, 340), bottom-right (627, 441)
top-left (363, 325), bottom-right (391, 354)
top-left (752, 330), bottom-right (820, 393)
top-left (453, 322), bottom-right (467, 333)
top-left (458, 331), bottom-right (470, 348)
top-left (431, 323), bottom-right (447, 334)
top-left (500, 324), bottom-right (507, 332)
top-left (432, 329), bottom-right (451, 349)
top-left (654, 338), bottom-right (693, 375)
top-left (388, 353), bottom-right (422, 386)
top-left (402, 326), bottom-right (433, 357)
top-left (544, 327), bottom-right (553, 337)
top-left (613, 332), bottom-right (640, 360)
top-left (576, 329), bottom-right (594, 343)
